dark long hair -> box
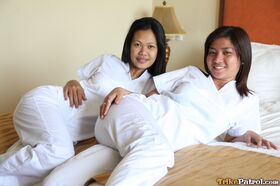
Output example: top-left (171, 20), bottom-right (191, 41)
top-left (204, 26), bottom-right (252, 97)
top-left (121, 17), bottom-right (166, 76)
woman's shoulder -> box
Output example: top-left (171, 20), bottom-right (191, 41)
top-left (185, 66), bottom-right (209, 81)
top-left (187, 66), bottom-right (207, 75)
top-left (98, 54), bottom-right (124, 65)
top-left (154, 66), bottom-right (207, 83)
top-left (164, 66), bottom-right (204, 76)
top-left (241, 91), bottom-right (260, 106)
top-left (248, 91), bottom-right (259, 101)
top-left (77, 54), bottom-right (129, 80)
top-left (96, 54), bottom-right (129, 72)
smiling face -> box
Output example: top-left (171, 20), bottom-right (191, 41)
top-left (129, 29), bottom-right (158, 79)
top-left (206, 37), bottom-right (241, 89)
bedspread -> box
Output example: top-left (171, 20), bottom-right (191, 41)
top-left (157, 144), bottom-right (280, 185)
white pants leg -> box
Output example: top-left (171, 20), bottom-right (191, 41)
top-left (95, 95), bottom-right (174, 186)
top-left (42, 144), bottom-right (121, 186)
top-left (0, 86), bottom-right (75, 185)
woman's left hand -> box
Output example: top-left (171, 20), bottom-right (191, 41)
top-left (230, 130), bottom-right (278, 150)
top-left (100, 87), bottom-right (131, 119)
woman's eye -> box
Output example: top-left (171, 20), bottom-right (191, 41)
top-left (148, 45), bottom-right (155, 49)
top-left (224, 51), bottom-right (232, 56)
top-left (134, 43), bottom-right (141, 47)
top-left (208, 50), bottom-right (216, 55)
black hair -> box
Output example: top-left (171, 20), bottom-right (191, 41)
top-left (121, 17), bottom-right (167, 76)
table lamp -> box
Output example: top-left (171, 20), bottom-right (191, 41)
top-left (153, 0), bottom-right (186, 63)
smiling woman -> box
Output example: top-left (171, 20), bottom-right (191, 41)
top-left (0, 17), bottom-right (167, 186)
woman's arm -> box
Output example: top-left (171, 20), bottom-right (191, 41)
top-left (63, 55), bottom-right (106, 108)
top-left (224, 130), bottom-right (278, 150)
top-left (63, 80), bottom-right (87, 108)
top-left (65, 54), bottom-right (118, 108)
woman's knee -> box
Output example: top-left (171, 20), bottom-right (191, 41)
top-left (38, 143), bottom-right (75, 169)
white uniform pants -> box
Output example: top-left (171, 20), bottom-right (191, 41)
top-left (95, 95), bottom-right (174, 186)
top-left (0, 85), bottom-right (97, 186)
top-left (42, 144), bottom-right (121, 186)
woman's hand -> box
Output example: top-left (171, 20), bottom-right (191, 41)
top-left (225, 130), bottom-right (278, 150)
top-left (100, 87), bottom-right (131, 119)
top-left (63, 80), bottom-right (87, 108)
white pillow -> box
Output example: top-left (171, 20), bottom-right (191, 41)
top-left (247, 42), bottom-right (280, 103)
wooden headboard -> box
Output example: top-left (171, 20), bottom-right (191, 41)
top-left (219, 0), bottom-right (280, 45)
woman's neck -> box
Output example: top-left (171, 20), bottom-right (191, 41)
top-left (213, 79), bottom-right (229, 90)
top-left (130, 69), bottom-right (145, 79)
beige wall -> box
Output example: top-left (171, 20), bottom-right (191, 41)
top-left (0, 0), bottom-right (219, 113)
top-left (0, 0), bottom-right (152, 112)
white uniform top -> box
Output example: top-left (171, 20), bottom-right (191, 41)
top-left (151, 66), bottom-right (261, 150)
top-left (69, 54), bottom-right (154, 141)
top-left (78, 54), bottom-right (154, 95)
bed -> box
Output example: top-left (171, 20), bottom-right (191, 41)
top-left (1, 0), bottom-right (280, 185)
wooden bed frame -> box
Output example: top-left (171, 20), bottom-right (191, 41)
top-left (219, 0), bottom-right (280, 45)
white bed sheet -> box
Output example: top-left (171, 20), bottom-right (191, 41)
top-left (210, 101), bottom-right (280, 158)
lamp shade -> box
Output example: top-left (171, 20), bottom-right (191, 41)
top-left (153, 6), bottom-right (186, 40)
